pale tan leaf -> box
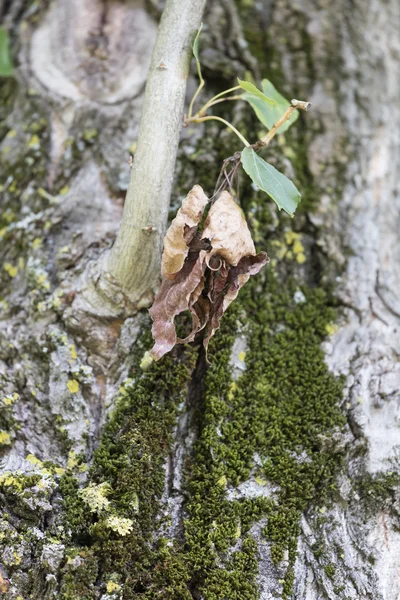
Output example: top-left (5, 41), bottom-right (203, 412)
top-left (161, 185), bottom-right (209, 279)
top-left (201, 191), bottom-right (255, 266)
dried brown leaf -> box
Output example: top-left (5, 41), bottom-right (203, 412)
top-left (149, 188), bottom-right (269, 361)
top-left (176, 273), bottom-right (206, 343)
top-left (161, 185), bottom-right (209, 279)
top-left (149, 256), bottom-right (205, 360)
top-left (203, 252), bottom-right (268, 351)
top-left (201, 191), bottom-right (255, 266)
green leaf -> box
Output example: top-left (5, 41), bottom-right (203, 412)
top-left (192, 23), bottom-right (203, 83)
top-left (241, 147), bottom-right (300, 216)
top-left (0, 27), bottom-right (13, 77)
top-left (243, 79), bottom-right (298, 133)
top-left (237, 79), bottom-right (275, 106)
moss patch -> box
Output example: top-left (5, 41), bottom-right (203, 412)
top-left (59, 259), bottom-right (345, 599)
top-left (179, 268), bottom-right (345, 598)
top-left (59, 331), bottom-right (198, 598)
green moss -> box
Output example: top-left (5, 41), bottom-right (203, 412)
top-left (0, 472), bottom-right (42, 493)
top-left (59, 172), bottom-right (345, 600)
top-left (355, 472), bottom-right (400, 519)
top-left (59, 547), bottom-right (99, 600)
top-left (324, 563), bottom-right (336, 579)
top-left (179, 268), bottom-right (345, 598)
top-left (60, 328), bottom-right (198, 597)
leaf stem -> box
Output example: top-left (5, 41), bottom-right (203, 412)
top-left (188, 79), bottom-right (204, 120)
top-left (187, 115), bottom-right (250, 147)
top-left (196, 86), bottom-right (241, 116)
top-left (203, 95), bottom-right (243, 110)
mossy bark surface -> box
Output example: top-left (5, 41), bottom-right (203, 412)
top-left (0, 1), bottom-right (399, 599)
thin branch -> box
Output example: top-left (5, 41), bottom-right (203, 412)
top-left (252, 99), bottom-right (311, 151)
top-left (101, 0), bottom-right (207, 309)
top-left (196, 85), bottom-right (241, 116)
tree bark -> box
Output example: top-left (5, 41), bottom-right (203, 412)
top-left (0, 1), bottom-right (399, 599)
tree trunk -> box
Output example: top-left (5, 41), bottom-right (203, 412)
top-left (0, 1), bottom-right (399, 599)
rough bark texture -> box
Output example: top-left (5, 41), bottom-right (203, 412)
top-left (0, 1), bottom-right (399, 599)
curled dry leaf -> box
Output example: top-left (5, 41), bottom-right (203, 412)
top-left (149, 187), bottom-right (269, 361)
top-left (201, 191), bottom-right (255, 265)
top-left (161, 184), bottom-right (209, 279)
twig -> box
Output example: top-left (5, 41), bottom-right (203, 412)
top-left (252, 99), bottom-right (311, 151)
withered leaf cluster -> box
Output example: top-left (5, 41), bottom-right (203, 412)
top-left (149, 185), bottom-right (268, 360)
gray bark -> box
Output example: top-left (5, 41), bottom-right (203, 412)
top-left (0, 0), bottom-right (399, 599)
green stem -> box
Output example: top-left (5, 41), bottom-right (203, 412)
top-left (197, 85), bottom-right (241, 116)
top-left (204, 95), bottom-right (243, 110)
top-left (188, 115), bottom-right (250, 147)
top-left (188, 78), bottom-right (204, 120)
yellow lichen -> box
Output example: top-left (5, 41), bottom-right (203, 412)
top-left (83, 128), bottom-right (98, 142)
top-left (140, 351), bottom-right (153, 370)
top-left (284, 231), bottom-right (297, 245)
top-left (80, 483), bottom-right (111, 514)
top-left (296, 252), bottom-right (306, 264)
top-left (69, 344), bottom-right (77, 360)
top-left (36, 273), bottom-right (49, 287)
top-left (67, 450), bottom-right (79, 470)
top-left (52, 296), bottom-right (62, 309)
top-left (217, 475), bottom-right (227, 488)
top-left (67, 379), bottom-right (79, 394)
top-left (28, 134), bottom-right (40, 148)
top-left (105, 515), bottom-right (134, 536)
top-left (227, 382), bottom-right (237, 401)
top-left (325, 323), bottom-right (339, 335)
top-left (3, 263), bottom-right (18, 278)
top-left (255, 476), bottom-right (268, 486)
top-left (32, 237), bottom-right (43, 250)
top-left (292, 238), bottom-right (305, 255)
top-left (106, 581), bottom-right (121, 593)
top-left (0, 431), bottom-right (11, 445)
top-left (1, 393), bottom-right (18, 407)
top-left (26, 454), bottom-right (43, 467)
